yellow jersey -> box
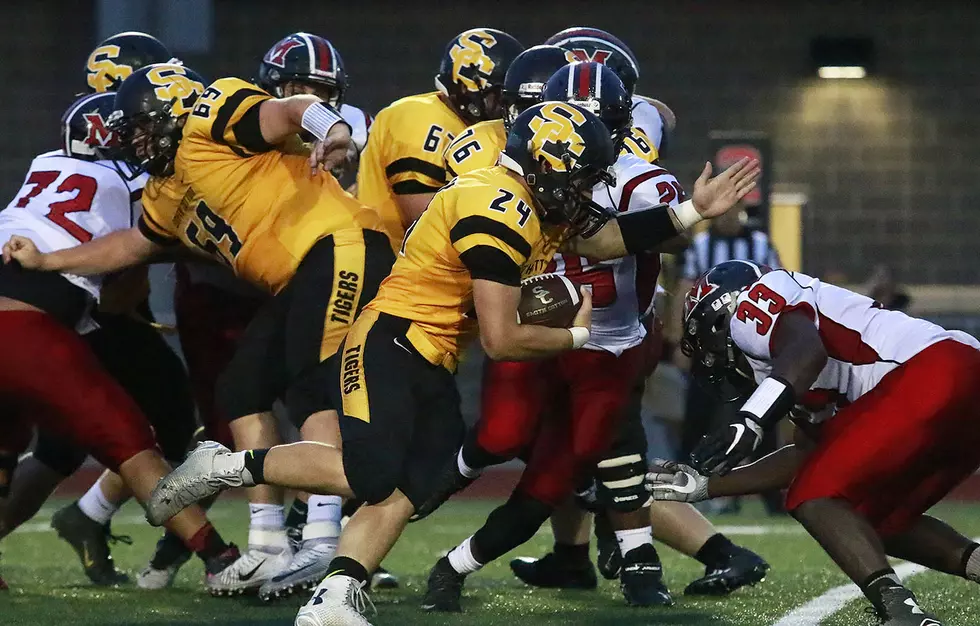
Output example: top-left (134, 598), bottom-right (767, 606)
top-left (356, 92), bottom-right (466, 248)
top-left (621, 126), bottom-right (660, 164)
top-left (443, 120), bottom-right (507, 177)
top-left (138, 77), bottom-right (383, 294)
top-left (366, 166), bottom-right (565, 371)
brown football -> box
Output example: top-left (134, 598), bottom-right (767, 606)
top-left (517, 273), bottom-right (582, 328)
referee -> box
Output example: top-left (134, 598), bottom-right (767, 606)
top-left (675, 201), bottom-right (784, 515)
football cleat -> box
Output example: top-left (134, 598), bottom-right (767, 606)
top-left (684, 545), bottom-right (769, 595)
top-left (410, 462), bottom-right (474, 522)
top-left (874, 585), bottom-right (944, 626)
top-left (206, 545), bottom-right (292, 596)
top-left (137, 531), bottom-right (192, 590)
top-left (509, 552), bottom-right (598, 589)
top-left (421, 556), bottom-right (466, 613)
top-left (295, 573), bottom-right (375, 626)
top-left (146, 441), bottom-right (252, 526)
top-left (259, 539), bottom-right (336, 602)
top-left (51, 503), bottom-right (131, 586)
top-left (370, 567), bottom-right (399, 590)
top-left (619, 545), bottom-right (674, 607)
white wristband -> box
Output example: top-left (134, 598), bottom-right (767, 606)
top-left (740, 377), bottom-right (792, 422)
top-left (301, 102), bottom-right (348, 142)
top-left (669, 199), bottom-right (703, 231)
top-left (568, 326), bottom-right (590, 349)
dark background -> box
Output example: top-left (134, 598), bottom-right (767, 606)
top-left (2, 0), bottom-right (978, 283)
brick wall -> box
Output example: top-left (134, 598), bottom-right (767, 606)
top-left (3, 0), bottom-right (977, 283)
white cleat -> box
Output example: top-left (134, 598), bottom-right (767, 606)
top-left (296, 574), bottom-right (375, 626)
top-left (259, 539), bottom-right (337, 602)
top-left (206, 546), bottom-right (292, 596)
top-left (136, 555), bottom-right (191, 590)
top-left (146, 441), bottom-right (254, 526)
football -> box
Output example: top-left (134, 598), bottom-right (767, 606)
top-left (517, 273), bottom-right (582, 328)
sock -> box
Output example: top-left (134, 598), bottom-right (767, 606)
top-left (694, 533), bottom-right (737, 568)
top-left (77, 478), bottom-right (121, 525)
top-left (304, 495), bottom-right (342, 543)
top-left (554, 541), bottom-right (590, 566)
top-left (327, 555), bottom-right (368, 584)
top-left (457, 448), bottom-right (482, 479)
top-left (150, 531), bottom-right (189, 569)
top-left (242, 449), bottom-right (269, 484)
top-left (615, 526), bottom-right (653, 556)
top-left (447, 536), bottom-right (483, 575)
top-left (285, 498), bottom-right (309, 532)
top-left (248, 503), bottom-right (288, 552)
top-left (186, 522), bottom-right (228, 561)
top-left (960, 542), bottom-right (980, 583)
top-left (860, 568), bottom-right (902, 608)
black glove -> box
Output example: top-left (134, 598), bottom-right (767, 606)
top-left (690, 412), bottom-right (764, 475)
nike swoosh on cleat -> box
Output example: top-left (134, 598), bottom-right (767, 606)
top-left (238, 559), bottom-right (267, 581)
top-left (271, 562), bottom-right (323, 582)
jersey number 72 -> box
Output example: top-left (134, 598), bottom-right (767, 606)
top-left (13, 170), bottom-right (99, 242)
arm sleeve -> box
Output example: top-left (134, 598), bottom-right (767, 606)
top-left (384, 110), bottom-right (451, 194)
top-left (449, 204), bottom-right (531, 286)
top-left (188, 78), bottom-right (274, 157)
top-left (729, 271), bottom-right (818, 360)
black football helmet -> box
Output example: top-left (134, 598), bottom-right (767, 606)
top-left (84, 31), bottom-right (173, 94)
top-left (61, 92), bottom-right (120, 161)
top-left (107, 63), bottom-right (206, 178)
top-left (500, 102), bottom-right (615, 237)
top-left (256, 32), bottom-right (347, 108)
top-left (542, 62), bottom-right (632, 153)
top-left (436, 28), bottom-right (524, 124)
top-left (545, 27), bottom-right (640, 95)
top-left (502, 45), bottom-right (572, 130)
top-left (681, 260), bottom-right (769, 394)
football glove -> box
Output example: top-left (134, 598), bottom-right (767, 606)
top-left (690, 412), bottom-right (764, 475)
top-left (645, 459), bottom-right (710, 503)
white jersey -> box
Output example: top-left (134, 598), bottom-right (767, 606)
top-left (631, 96), bottom-right (665, 152)
top-left (549, 154), bottom-right (684, 355)
top-left (0, 150), bottom-right (145, 299)
top-left (730, 269), bottom-right (980, 420)
top-left (340, 103), bottom-right (374, 153)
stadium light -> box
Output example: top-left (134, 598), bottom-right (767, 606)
top-left (811, 37), bottom-right (873, 79)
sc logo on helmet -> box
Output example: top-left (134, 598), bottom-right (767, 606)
top-left (449, 30), bottom-right (498, 91)
top-left (527, 102), bottom-right (587, 172)
top-left (86, 45), bottom-right (131, 93)
top-left (146, 66), bottom-right (205, 116)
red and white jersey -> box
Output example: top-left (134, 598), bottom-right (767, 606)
top-left (730, 269), bottom-right (980, 420)
top-left (0, 150), bottom-right (145, 299)
top-left (548, 154), bottom-right (683, 355)
top-left (631, 96), bottom-right (665, 152)
top-left (340, 103), bottom-right (374, 153)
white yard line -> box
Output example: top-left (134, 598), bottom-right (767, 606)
top-left (772, 535), bottom-right (980, 626)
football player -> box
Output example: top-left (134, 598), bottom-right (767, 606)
top-left (546, 26), bottom-right (673, 159)
top-left (357, 27), bottom-right (524, 248)
top-left (646, 260), bottom-right (980, 626)
top-left (5, 60), bottom-right (393, 595)
top-left (139, 101), bottom-right (758, 625)
top-left (0, 92), bottom-right (239, 589)
top-left (419, 63), bottom-right (763, 610)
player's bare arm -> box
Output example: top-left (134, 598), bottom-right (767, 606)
top-left (564, 158), bottom-right (761, 261)
top-left (257, 95), bottom-right (352, 173)
top-left (473, 279), bottom-right (592, 361)
top-left (3, 227), bottom-right (161, 276)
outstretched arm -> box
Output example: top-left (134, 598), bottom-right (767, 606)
top-left (258, 96), bottom-right (352, 173)
top-left (3, 227), bottom-right (161, 276)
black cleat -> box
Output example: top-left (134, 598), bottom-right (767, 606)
top-left (421, 556), bottom-right (465, 612)
top-left (685, 545), bottom-right (770, 596)
top-left (371, 566), bottom-right (400, 590)
top-left (620, 545), bottom-right (674, 607)
top-left (873, 585), bottom-right (943, 626)
top-left (410, 463), bottom-right (474, 522)
top-left (594, 512), bottom-right (622, 580)
top-left (509, 552), bottom-right (597, 589)
top-left (51, 503), bottom-right (131, 586)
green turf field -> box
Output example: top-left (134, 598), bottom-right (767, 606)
top-left (3, 498), bottom-right (978, 625)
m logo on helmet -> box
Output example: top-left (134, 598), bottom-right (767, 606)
top-left (265, 38), bottom-right (304, 68)
top-left (527, 103), bottom-right (586, 172)
top-left (146, 66), bottom-right (205, 116)
top-left (684, 275), bottom-right (719, 320)
top-left (568, 48), bottom-right (612, 65)
top-left (449, 30), bottom-right (497, 92)
top-left (86, 45), bottom-right (132, 93)
top-left (83, 112), bottom-right (117, 148)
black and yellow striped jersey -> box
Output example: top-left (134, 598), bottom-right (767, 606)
top-left (355, 92), bottom-right (466, 247)
top-left (139, 76), bottom-right (383, 294)
top-left (443, 120), bottom-right (507, 178)
top-left (365, 166), bottom-right (566, 369)
top-left (621, 125), bottom-right (659, 164)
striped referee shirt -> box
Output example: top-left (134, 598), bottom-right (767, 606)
top-left (682, 228), bottom-right (781, 280)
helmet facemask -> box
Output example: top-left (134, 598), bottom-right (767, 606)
top-left (527, 154), bottom-right (615, 238)
top-left (108, 106), bottom-right (183, 178)
top-left (681, 293), bottom-right (755, 402)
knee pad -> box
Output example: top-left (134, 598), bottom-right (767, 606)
top-left (596, 453), bottom-right (651, 513)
